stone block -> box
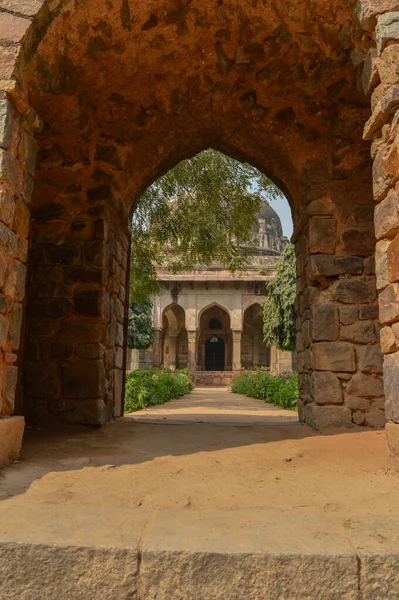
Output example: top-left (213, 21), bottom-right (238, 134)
top-left (379, 282), bottom-right (399, 323)
top-left (0, 149), bottom-right (23, 196)
top-left (388, 232), bottom-right (399, 282)
top-left (0, 185), bottom-right (15, 226)
top-left (304, 404), bottom-right (353, 429)
top-left (366, 409), bottom-right (386, 427)
top-left (3, 364), bottom-right (18, 415)
top-left (344, 393), bottom-right (371, 411)
top-left (76, 343), bottom-right (105, 360)
top-left (0, 98), bottom-right (13, 149)
top-left (140, 510), bottom-right (358, 599)
top-left (28, 299), bottom-right (73, 321)
top-left (307, 255), bottom-right (363, 282)
top-left (341, 320), bottom-right (376, 344)
top-left (376, 11), bottom-right (399, 53)
top-left (0, 221), bottom-right (17, 254)
top-left (3, 260), bottom-right (27, 301)
top-left (332, 280), bottom-right (376, 304)
top-left (372, 139), bottom-right (399, 202)
top-left (358, 344), bottom-right (384, 374)
top-left (0, 313), bottom-right (8, 347)
top-left (313, 342), bottom-right (356, 372)
top-left (65, 398), bottom-right (108, 425)
top-left (339, 306), bottom-right (359, 325)
top-left (386, 422), bottom-right (399, 457)
top-left (310, 304), bottom-right (339, 341)
top-left (375, 188), bottom-right (399, 240)
top-left (383, 352), bottom-right (399, 421)
top-left (375, 239), bottom-right (390, 290)
top-left (353, 411), bottom-right (366, 425)
top-left (308, 218), bottom-right (337, 254)
top-left (73, 289), bottom-right (108, 319)
top-left (356, 0), bottom-right (399, 31)
top-left (0, 416), bottom-right (24, 466)
top-left (312, 371), bottom-right (342, 405)
top-left (340, 228), bottom-right (375, 257)
top-left (377, 43), bottom-right (399, 85)
top-left (63, 360), bottom-right (105, 399)
top-left (346, 373), bottom-right (384, 398)
top-left (0, 11), bottom-right (31, 43)
top-left (362, 48), bottom-right (380, 96)
top-left (360, 304), bottom-right (379, 320)
top-left (44, 244), bottom-right (80, 266)
top-left (381, 325), bottom-right (398, 353)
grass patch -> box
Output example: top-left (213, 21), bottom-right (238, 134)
top-left (125, 368), bottom-right (193, 413)
top-left (231, 369), bottom-right (298, 411)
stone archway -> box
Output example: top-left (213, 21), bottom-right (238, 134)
top-left (198, 304), bottom-right (232, 372)
top-left (242, 303), bottom-right (270, 369)
top-left (1, 0), bottom-right (399, 462)
top-left (162, 303), bottom-right (188, 369)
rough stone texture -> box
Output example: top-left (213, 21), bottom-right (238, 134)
top-left (376, 11), bottom-right (399, 53)
top-left (374, 187), bottom-right (399, 240)
top-left (0, 416), bottom-right (24, 466)
top-left (140, 510), bottom-right (358, 599)
top-left (383, 352), bottom-right (399, 421)
top-left (346, 373), bottom-right (384, 398)
top-left (358, 344), bottom-right (384, 373)
top-left (303, 404), bottom-right (353, 429)
top-left (313, 342), bottom-right (356, 373)
top-left (0, 0), bottom-right (387, 431)
top-left (386, 421), bottom-right (399, 457)
top-left (312, 371), bottom-right (342, 405)
top-left (379, 282), bottom-right (399, 323)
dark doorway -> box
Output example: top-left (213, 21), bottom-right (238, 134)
top-left (205, 336), bottom-right (225, 371)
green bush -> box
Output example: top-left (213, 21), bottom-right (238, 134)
top-left (125, 368), bottom-right (193, 412)
top-left (231, 369), bottom-right (298, 411)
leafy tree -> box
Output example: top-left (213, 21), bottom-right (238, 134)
top-left (130, 149), bottom-right (282, 302)
top-left (263, 243), bottom-right (296, 351)
top-left (127, 300), bottom-right (155, 350)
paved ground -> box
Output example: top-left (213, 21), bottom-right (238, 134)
top-left (1, 387), bottom-right (398, 517)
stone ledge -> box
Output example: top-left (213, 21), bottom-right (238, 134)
top-left (1, 505), bottom-right (399, 599)
top-left (0, 416), bottom-right (24, 467)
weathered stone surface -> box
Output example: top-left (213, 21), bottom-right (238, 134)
top-left (359, 304), bottom-right (379, 320)
top-left (312, 371), bottom-right (342, 405)
top-left (332, 280), bottom-right (376, 304)
top-left (310, 304), bottom-right (338, 341)
top-left (346, 373), bottom-right (384, 398)
top-left (313, 342), bottom-right (356, 372)
top-left (376, 11), bottom-right (399, 53)
top-left (364, 85), bottom-right (399, 139)
top-left (307, 255), bottom-right (363, 282)
top-left (386, 422), bottom-right (399, 456)
top-left (339, 306), bottom-right (359, 325)
top-left (374, 188), bottom-right (399, 240)
top-left (387, 232), bottom-right (399, 282)
top-left (381, 325), bottom-right (398, 353)
top-left (308, 218), bottom-right (337, 254)
top-left (303, 404), bottom-right (353, 429)
top-left (0, 417), bottom-right (24, 466)
top-left (384, 352), bottom-right (399, 421)
top-left (375, 239), bottom-right (390, 290)
top-left (358, 344), bottom-right (384, 374)
top-left (0, 12), bottom-right (31, 43)
top-left (356, 0), bottom-right (399, 31)
top-left (362, 48), bottom-right (380, 96)
top-left (365, 409), bottom-right (386, 427)
top-left (141, 510), bottom-right (358, 599)
top-left (340, 228), bottom-right (374, 256)
top-left (62, 360), bottom-right (105, 399)
top-left (379, 282), bottom-right (399, 323)
top-left (344, 393), bottom-right (371, 411)
top-left (341, 320), bottom-right (376, 344)
top-left (0, 99), bottom-right (13, 150)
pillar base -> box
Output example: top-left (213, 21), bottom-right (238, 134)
top-left (0, 416), bottom-right (25, 467)
top-left (386, 422), bottom-right (399, 458)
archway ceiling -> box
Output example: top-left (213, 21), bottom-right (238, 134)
top-left (22, 0), bottom-right (371, 219)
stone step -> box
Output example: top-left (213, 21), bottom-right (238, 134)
top-left (193, 371), bottom-right (236, 386)
top-left (0, 503), bottom-right (398, 599)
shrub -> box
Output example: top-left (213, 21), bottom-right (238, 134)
top-left (125, 367), bottom-right (193, 412)
top-left (231, 369), bottom-right (298, 411)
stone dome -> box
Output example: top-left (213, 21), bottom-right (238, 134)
top-left (252, 202), bottom-right (283, 238)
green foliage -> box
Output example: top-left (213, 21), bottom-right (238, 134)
top-left (130, 149), bottom-right (283, 302)
top-left (124, 368), bottom-right (193, 412)
top-left (263, 243), bottom-right (296, 351)
top-left (127, 300), bottom-right (155, 350)
top-left (231, 369), bottom-right (298, 411)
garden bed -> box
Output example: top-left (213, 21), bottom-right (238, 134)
top-left (231, 370), bottom-right (298, 411)
top-left (125, 368), bottom-right (193, 413)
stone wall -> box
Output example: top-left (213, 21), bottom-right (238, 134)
top-left (360, 4), bottom-right (399, 454)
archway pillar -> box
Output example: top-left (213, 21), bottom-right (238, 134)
top-left (253, 336), bottom-right (261, 368)
top-left (153, 329), bottom-right (163, 368)
top-left (232, 330), bottom-right (242, 371)
top-left (362, 10), bottom-right (399, 455)
top-left (187, 330), bottom-right (198, 373)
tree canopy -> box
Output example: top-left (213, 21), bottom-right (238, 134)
top-left (127, 300), bottom-right (155, 350)
top-left (130, 149), bottom-right (283, 302)
top-left (263, 243), bottom-right (296, 351)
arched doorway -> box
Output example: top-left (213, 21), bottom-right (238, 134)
top-left (162, 304), bottom-right (188, 369)
top-left (205, 335), bottom-right (225, 372)
top-left (198, 305), bottom-right (231, 372)
top-left (242, 304), bottom-right (270, 369)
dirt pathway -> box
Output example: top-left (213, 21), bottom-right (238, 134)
top-left (0, 387), bottom-right (398, 519)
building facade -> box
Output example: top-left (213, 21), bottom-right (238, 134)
top-left (129, 203), bottom-right (293, 377)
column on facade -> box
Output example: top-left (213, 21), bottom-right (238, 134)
top-left (232, 330), bottom-right (242, 371)
top-left (153, 329), bottom-right (163, 368)
top-left (253, 336), bottom-right (261, 367)
top-left (168, 335), bottom-right (177, 369)
top-left (187, 330), bottom-right (198, 373)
